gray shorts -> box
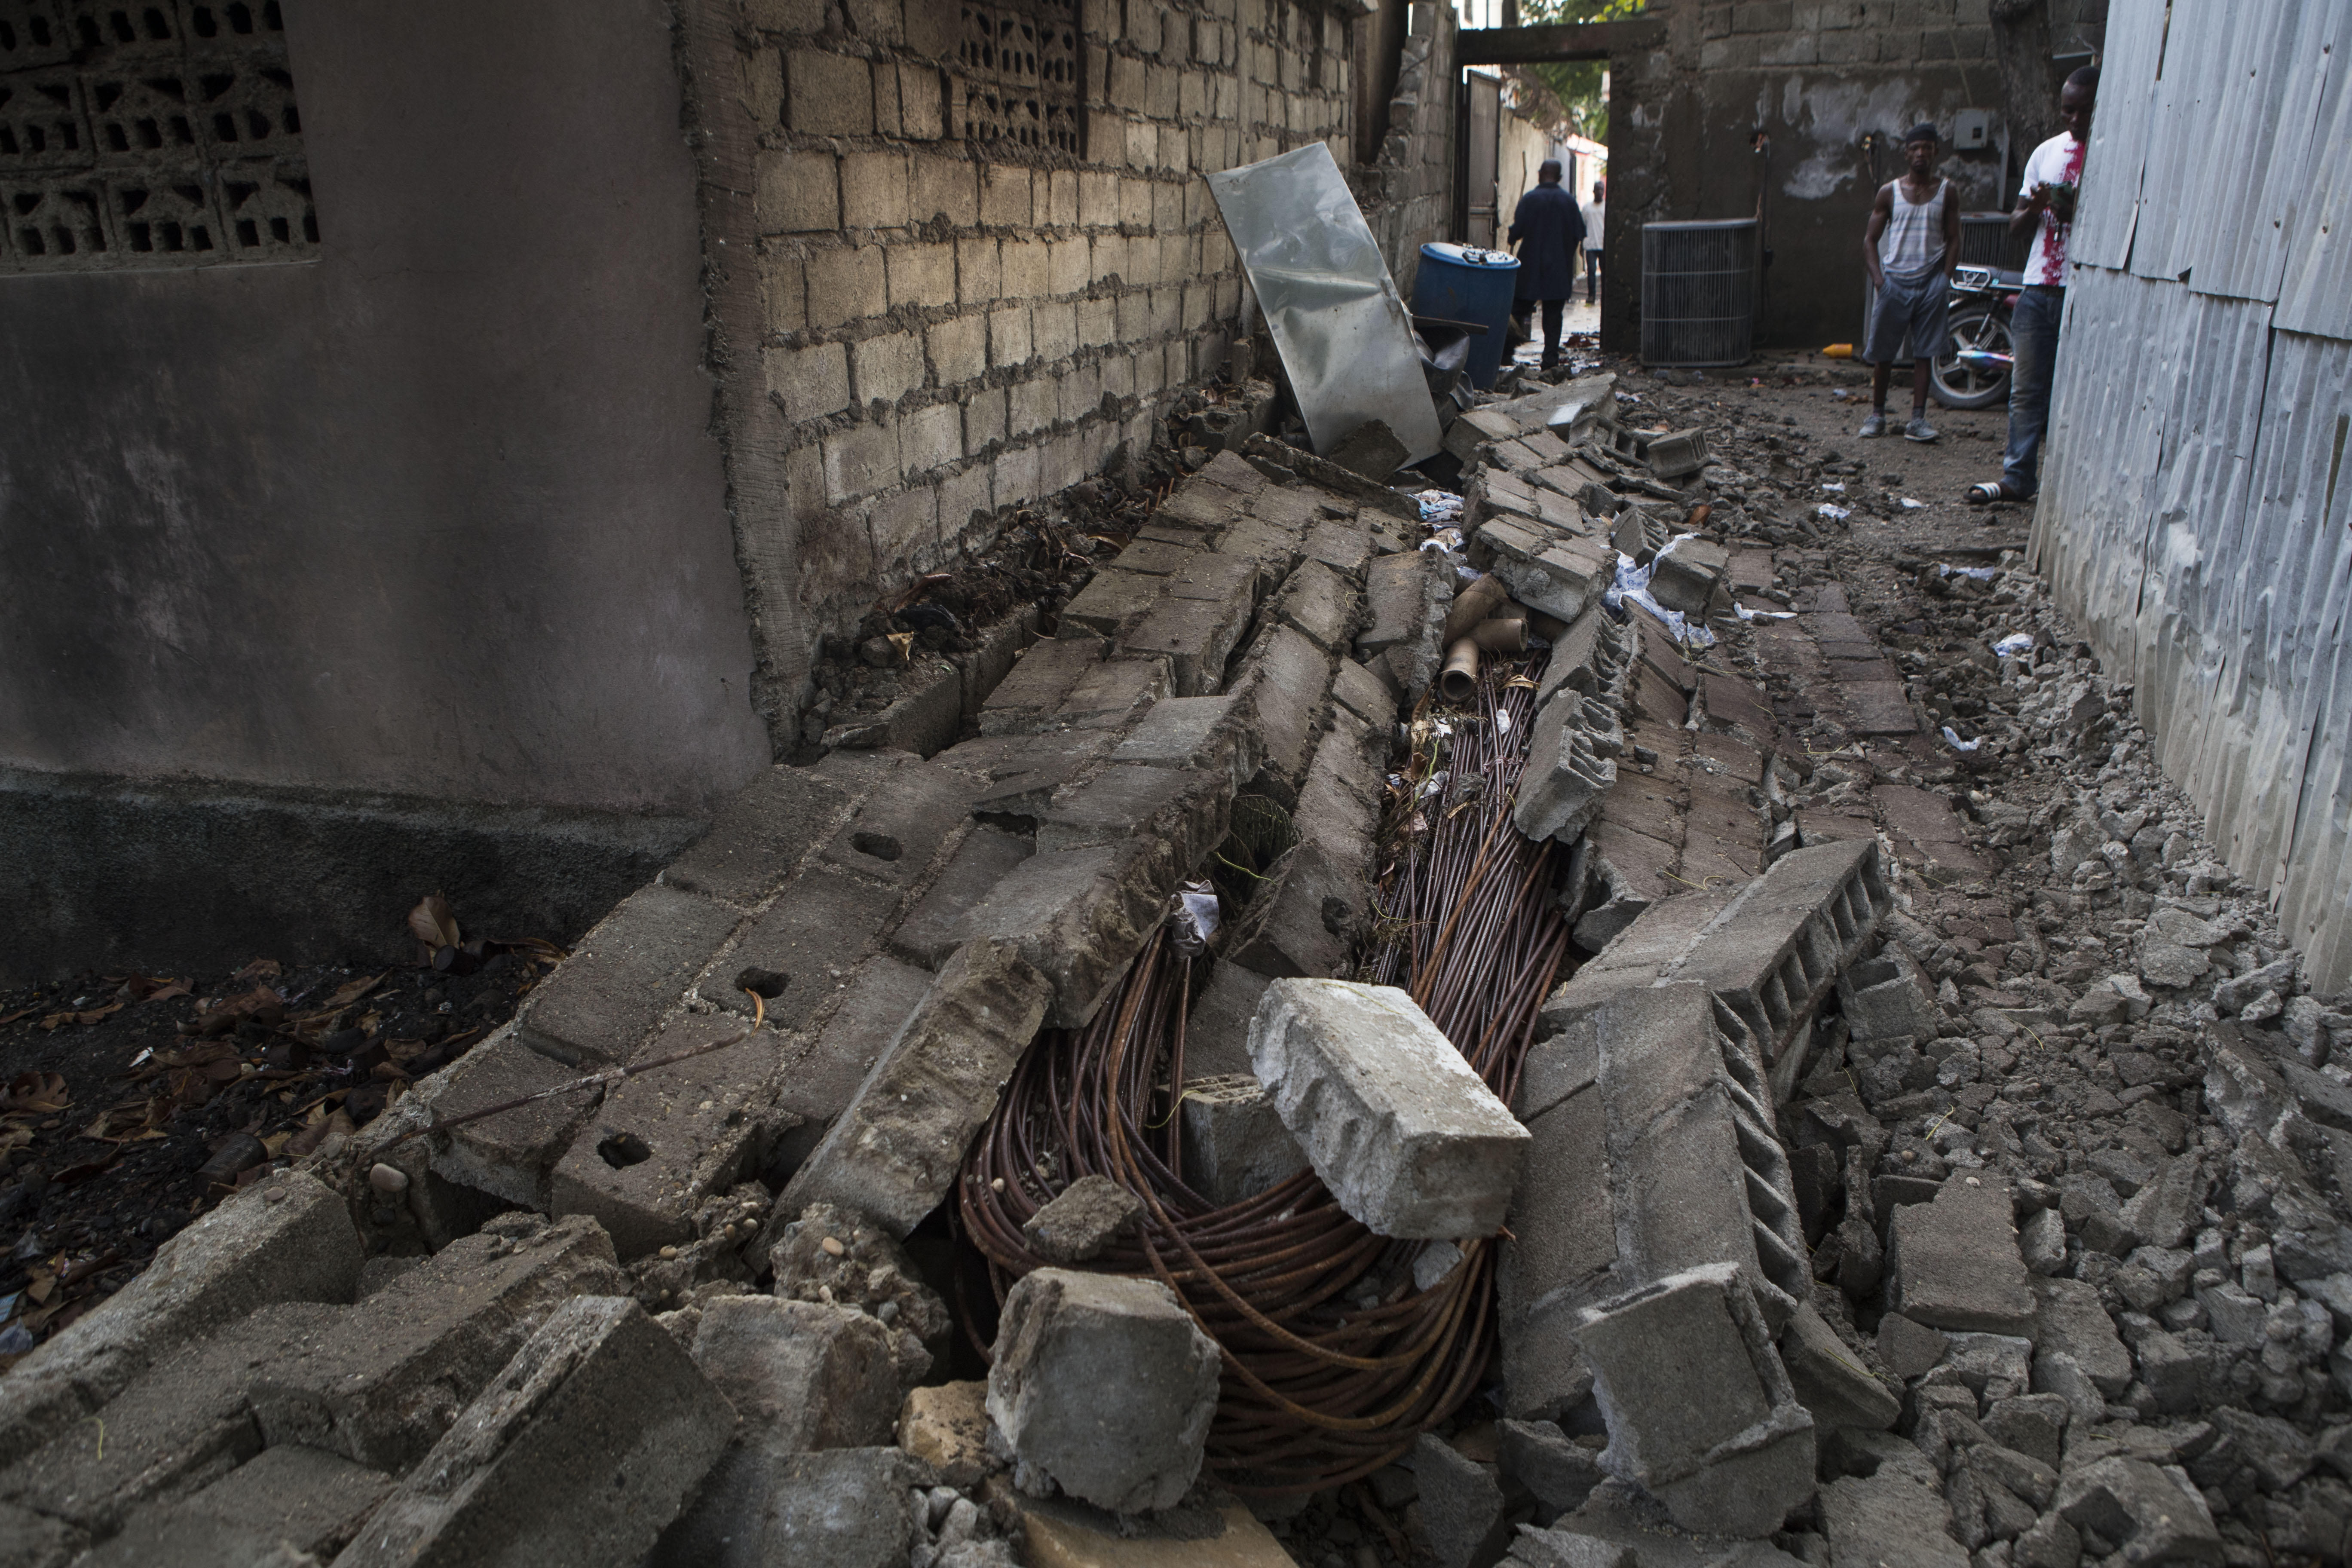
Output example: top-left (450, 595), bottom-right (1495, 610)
top-left (1864, 270), bottom-right (1949, 364)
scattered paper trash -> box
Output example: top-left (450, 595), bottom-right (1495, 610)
top-left (1818, 503), bottom-right (1851, 521)
top-left (1940, 726), bottom-right (1981, 752)
top-left (1936, 563), bottom-right (1998, 581)
top-left (1168, 881), bottom-right (1223, 956)
top-left (1900, 497), bottom-right (1926, 509)
top-left (1605, 546), bottom-right (1717, 650)
top-left (1821, 481), bottom-right (1846, 493)
top-left (1733, 601), bottom-right (1796, 622)
top-left (1993, 632), bottom-right (2037, 658)
top-left (1418, 490), bottom-right (1464, 523)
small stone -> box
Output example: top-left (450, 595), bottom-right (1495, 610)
top-left (1020, 1175), bottom-right (1144, 1265)
top-left (368, 1163), bottom-right (410, 1194)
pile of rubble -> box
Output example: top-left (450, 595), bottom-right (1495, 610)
top-left (8, 343), bottom-right (2352, 1568)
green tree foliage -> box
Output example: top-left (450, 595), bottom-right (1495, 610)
top-left (1519, 0), bottom-right (1644, 140)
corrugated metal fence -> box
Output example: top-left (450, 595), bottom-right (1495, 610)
top-left (2032, 0), bottom-right (2352, 986)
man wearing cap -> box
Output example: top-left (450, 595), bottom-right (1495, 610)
top-left (1508, 159), bottom-right (1586, 371)
top-left (1859, 122), bottom-right (1960, 442)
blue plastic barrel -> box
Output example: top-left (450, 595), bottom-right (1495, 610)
top-left (1412, 242), bottom-right (1521, 390)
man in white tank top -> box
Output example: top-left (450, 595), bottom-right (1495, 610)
top-left (1859, 124), bottom-right (1960, 443)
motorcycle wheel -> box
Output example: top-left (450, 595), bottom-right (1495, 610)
top-left (1932, 304), bottom-right (2014, 410)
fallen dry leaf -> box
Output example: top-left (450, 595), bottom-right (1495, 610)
top-left (324, 972), bottom-right (386, 1009)
top-left (407, 893), bottom-right (459, 951)
top-left (0, 1074), bottom-right (70, 1115)
top-left (38, 1001), bottom-right (123, 1030)
top-left (231, 958), bottom-right (284, 981)
top-left (0, 1007), bottom-right (38, 1027)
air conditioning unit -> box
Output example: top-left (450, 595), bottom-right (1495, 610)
top-left (1640, 220), bottom-right (1757, 368)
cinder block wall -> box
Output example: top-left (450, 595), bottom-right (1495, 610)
top-left (690, 0), bottom-right (1455, 748)
top-left (1601, 0), bottom-right (2096, 353)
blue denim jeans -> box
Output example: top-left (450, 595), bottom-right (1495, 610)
top-left (2003, 285), bottom-right (2064, 497)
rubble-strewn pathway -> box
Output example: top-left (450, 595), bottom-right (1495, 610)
top-left (5, 362), bottom-right (2350, 1568)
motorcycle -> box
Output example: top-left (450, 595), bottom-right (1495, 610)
top-left (1931, 263), bottom-right (2022, 410)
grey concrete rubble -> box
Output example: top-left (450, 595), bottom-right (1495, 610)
top-left (986, 1268), bottom-right (1222, 1514)
top-left (1248, 977), bottom-right (1531, 1238)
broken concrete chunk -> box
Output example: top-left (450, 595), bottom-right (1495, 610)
top-left (768, 1202), bottom-right (950, 1380)
top-left (1778, 1299), bottom-right (1899, 1431)
top-left (780, 938), bottom-right (1054, 1235)
top-left (1022, 1174), bottom-right (1144, 1263)
top-left (337, 1295), bottom-right (732, 1568)
top-left (2053, 1455), bottom-right (2223, 1565)
top-left (691, 1295), bottom-right (901, 1451)
top-left (518, 883), bottom-right (744, 1067)
top-left (1645, 535), bottom-right (1728, 621)
top-left (897, 1381), bottom-right (998, 1488)
top-left (0, 1170), bottom-right (361, 1468)
top-left (651, 1442), bottom-right (931, 1568)
top-left (425, 1028), bottom-right (603, 1212)
top-left (176, 1442), bottom-right (394, 1559)
top-left (1819, 1469), bottom-right (1970, 1568)
top-left (549, 1016), bottom-right (796, 1262)
top-left (1221, 839), bottom-right (1360, 981)
top-left (1247, 978), bottom-right (1529, 1238)
top-left (1178, 1073), bottom-right (1311, 1207)
top-left (249, 1214), bottom-right (626, 1471)
top-left (1572, 1262), bottom-right (1815, 1538)
top-left (1885, 1177), bottom-right (2035, 1335)
top-left (1513, 683), bottom-right (1620, 844)
top-left (1413, 1432), bottom-right (1510, 1568)
top-left (946, 845), bottom-right (1166, 1030)
top-left (1184, 962), bottom-right (1274, 1080)
top-left (2032, 1275), bottom-right (2133, 1396)
top-left (986, 1268), bottom-right (1221, 1513)
top-left (1497, 1418), bottom-right (1605, 1512)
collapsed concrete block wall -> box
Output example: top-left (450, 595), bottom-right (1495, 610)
top-left (1599, 0), bottom-right (2108, 353)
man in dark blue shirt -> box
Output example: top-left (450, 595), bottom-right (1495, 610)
top-left (1509, 160), bottom-right (1587, 371)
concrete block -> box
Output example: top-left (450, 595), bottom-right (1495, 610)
top-left (1022, 1174), bottom-right (1145, 1263)
top-left (1835, 945), bottom-right (1940, 1044)
top-left (1513, 686), bottom-right (1620, 845)
top-left (1060, 565), bottom-right (1164, 637)
top-left (691, 1295), bottom-right (899, 1450)
top-left (1648, 536), bottom-right (1727, 622)
top-left (1229, 623), bottom-right (1332, 787)
top-left (1179, 1073), bottom-right (1309, 1207)
top-left (1037, 766), bottom-right (1226, 867)
top-left (1414, 1432), bottom-right (1509, 1568)
top-left (1222, 839), bottom-right (1358, 980)
top-left (1886, 1177), bottom-right (2036, 1335)
top-left (890, 825), bottom-right (1035, 970)
top-left (769, 954), bottom-right (932, 1179)
top-left (988, 1269), bottom-right (1221, 1513)
top-left (945, 845), bottom-right (1168, 1029)
top-left (1110, 693), bottom-right (1262, 792)
top-left (897, 1381), bottom-right (994, 1488)
top-left (2031, 1275), bottom-right (2133, 1396)
top-left (425, 1027), bottom-right (603, 1210)
top-left (663, 764), bottom-right (857, 907)
top-left (1572, 1262), bottom-right (1815, 1538)
top-left (0, 1301), bottom-right (344, 1536)
top-left (549, 1016), bottom-right (795, 1260)
top-left (788, 49), bottom-right (874, 133)
top-left (1272, 559), bottom-right (1360, 655)
top-left (1247, 979), bottom-right (1529, 1238)
top-left (694, 864), bottom-right (900, 1031)
top-left (2054, 1456), bottom-right (2223, 1565)
top-left (1051, 655), bottom-right (1170, 730)
top-left (1120, 590), bottom-right (1253, 697)
top-left (823, 660), bottom-right (963, 758)
top-left (978, 636), bottom-right (1106, 735)
top-left (1472, 517), bottom-right (1611, 626)
top-left (814, 758), bottom-right (971, 891)
top-left (653, 1444), bottom-right (928, 1568)
top-left (0, 1170), bottom-right (360, 1468)
top-left (756, 147), bottom-right (839, 233)
top-left (781, 938), bottom-right (1054, 1234)
top-left (250, 1214), bottom-right (626, 1470)
top-left (768, 339), bottom-right (852, 421)
top-left (1185, 962), bottom-right (1272, 1080)
top-left (177, 1442), bottom-right (393, 1559)
top-left (337, 1296), bottom-right (732, 1568)
top-left (1778, 1299), bottom-right (1899, 1430)
top-left (75, 1512), bottom-right (316, 1568)
top-left (520, 884), bottom-right (744, 1067)
top-left (1819, 1470), bottom-right (1969, 1568)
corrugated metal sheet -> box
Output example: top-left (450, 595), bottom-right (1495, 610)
top-left (2035, 274), bottom-right (2352, 986)
top-left (2276, 10), bottom-right (2352, 338)
top-left (2130, 0), bottom-right (2234, 281)
top-left (2188, 0), bottom-right (2343, 304)
top-left (2072, 0), bottom-right (2166, 270)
